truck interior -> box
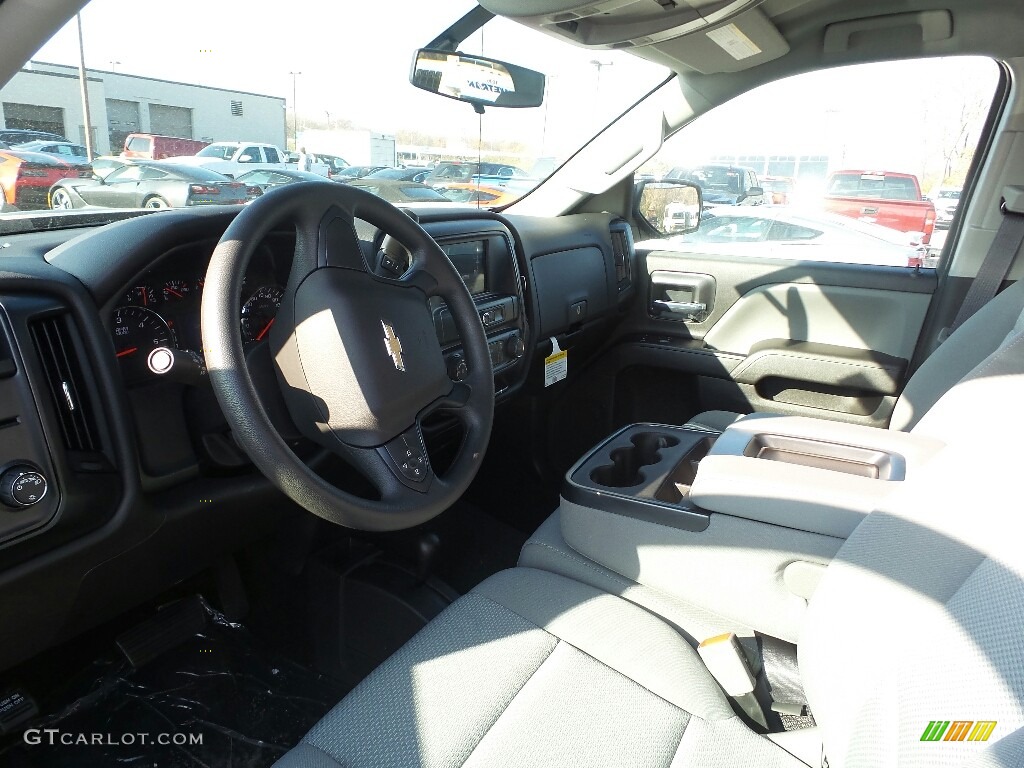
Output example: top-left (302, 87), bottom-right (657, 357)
top-left (1, 0), bottom-right (1023, 765)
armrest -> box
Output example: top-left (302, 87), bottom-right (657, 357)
top-left (709, 415), bottom-right (946, 478)
top-left (690, 455), bottom-right (890, 537)
top-left (690, 416), bottom-right (946, 538)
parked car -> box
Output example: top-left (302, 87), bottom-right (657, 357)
top-left (663, 200), bottom-right (700, 233)
top-left (439, 182), bottom-right (520, 207)
top-left (347, 178), bottom-right (452, 203)
top-left (931, 185), bottom-right (962, 228)
top-left (760, 175), bottom-right (793, 205)
top-left (121, 133), bottom-right (209, 161)
top-left (0, 148), bottom-right (86, 209)
top-left (308, 153), bottom-right (350, 178)
top-left (334, 165), bottom-right (387, 181)
top-left (423, 161), bottom-right (529, 188)
top-left (664, 164), bottom-right (765, 206)
top-left (165, 142), bottom-right (288, 177)
top-left (48, 160), bottom-right (248, 209)
top-left (0, 128), bottom-right (68, 145)
top-left (10, 140), bottom-right (90, 165)
top-left (823, 169), bottom-right (937, 244)
top-left (234, 168), bottom-right (335, 195)
top-left (364, 166), bottom-right (431, 183)
top-left (646, 206), bottom-right (928, 267)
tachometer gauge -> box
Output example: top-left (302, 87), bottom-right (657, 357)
top-left (112, 306), bottom-right (175, 382)
top-left (241, 286), bottom-right (284, 343)
top-left (162, 279), bottom-right (191, 302)
top-left (124, 285), bottom-right (156, 307)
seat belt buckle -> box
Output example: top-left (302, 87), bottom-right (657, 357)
top-left (698, 632), bottom-right (769, 729)
top-left (698, 632), bottom-right (757, 697)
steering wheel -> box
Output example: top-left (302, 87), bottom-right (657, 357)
top-left (201, 181), bottom-right (494, 531)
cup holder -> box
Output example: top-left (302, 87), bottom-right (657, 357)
top-left (589, 432), bottom-right (680, 488)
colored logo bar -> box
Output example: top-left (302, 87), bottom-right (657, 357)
top-left (920, 721), bottom-right (997, 742)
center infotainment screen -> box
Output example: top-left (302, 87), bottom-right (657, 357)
top-left (442, 240), bottom-right (486, 295)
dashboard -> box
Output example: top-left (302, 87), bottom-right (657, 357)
top-left (0, 201), bottom-right (635, 673)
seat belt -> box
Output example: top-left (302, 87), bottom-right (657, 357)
top-left (945, 185), bottom-right (1024, 337)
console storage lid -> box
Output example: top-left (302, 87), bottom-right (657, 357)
top-left (690, 415), bottom-right (946, 538)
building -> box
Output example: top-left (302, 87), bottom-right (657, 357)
top-left (0, 61), bottom-right (286, 156)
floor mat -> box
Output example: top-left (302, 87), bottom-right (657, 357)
top-left (1, 599), bottom-right (347, 768)
top-left (429, 500), bottom-right (529, 594)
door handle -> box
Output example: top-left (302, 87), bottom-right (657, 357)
top-left (652, 300), bottom-right (707, 319)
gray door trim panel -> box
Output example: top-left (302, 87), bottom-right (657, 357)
top-left (635, 251), bottom-right (937, 341)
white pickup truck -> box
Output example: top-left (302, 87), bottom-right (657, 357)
top-left (163, 141), bottom-right (289, 178)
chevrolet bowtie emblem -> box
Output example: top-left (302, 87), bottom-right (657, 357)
top-left (382, 320), bottom-right (405, 371)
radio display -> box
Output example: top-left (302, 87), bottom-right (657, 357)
top-left (442, 240), bottom-right (486, 295)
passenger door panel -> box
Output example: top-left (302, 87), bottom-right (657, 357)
top-left (617, 251), bottom-right (937, 428)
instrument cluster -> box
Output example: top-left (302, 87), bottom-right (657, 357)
top-left (111, 240), bottom-right (287, 385)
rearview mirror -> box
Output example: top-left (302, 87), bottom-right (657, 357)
top-left (410, 49), bottom-right (545, 109)
top-left (634, 179), bottom-right (703, 237)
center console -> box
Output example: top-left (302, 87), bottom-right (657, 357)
top-left (555, 414), bottom-right (947, 643)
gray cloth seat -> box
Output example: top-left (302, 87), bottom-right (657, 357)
top-left (685, 276), bottom-right (1024, 435)
top-left (275, 567), bottom-right (806, 768)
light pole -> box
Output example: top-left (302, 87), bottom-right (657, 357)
top-left (109, 60), bottom-right (120, 72)
top-left (76, 14), bottom-right (94, 160)
top-left (325, 110), bottom-right (331, 130)
top-left (289, 71), bottom-right (302, 149)
top-left (590, 59), bottom-right (613, 95)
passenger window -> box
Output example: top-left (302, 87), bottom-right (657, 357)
top-left (639, 57), bottom-right (1001, 268)
top-left (240, 147), bottom-right (262, 163)
top-left (769, 222), bottom-right (820, 241)
top-left (106, 165), bottom-right (143, 183)
top-left (264, 147), bottom-right (280, 163)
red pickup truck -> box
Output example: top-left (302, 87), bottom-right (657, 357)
top-left (823, 170), bottom-right (937, 244)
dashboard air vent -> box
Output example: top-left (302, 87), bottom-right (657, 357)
top-left (610, 226), bottom-right (633, 291)
top-left (28, 314), bottom-right (99, 453)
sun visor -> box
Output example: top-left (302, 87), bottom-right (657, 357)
top-left (479, 0), bottom-right (764, 49)
top-left (644, 7), bottom-right (790, 74)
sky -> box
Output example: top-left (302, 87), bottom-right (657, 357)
top-left (30, 0), bottom-right (1000, 183)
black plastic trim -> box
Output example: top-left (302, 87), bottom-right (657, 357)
top-left (562, 422), bottom-right (713, 533)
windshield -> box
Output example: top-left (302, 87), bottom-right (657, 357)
top-left (0, 0), bottom-right (667, 228)
top-left (196, 144), bottom-right (238, 160)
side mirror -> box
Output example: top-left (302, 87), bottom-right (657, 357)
top-left (747, 186), bottom-right (764, 197)
top-left (410, 49), bottom-right (545, 109)
top-left (634, 179), bottom-right (703, 237)
top-left (238, 154), bottom-right (254, 163)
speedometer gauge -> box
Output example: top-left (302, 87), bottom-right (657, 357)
top-left (241, 286), bottom-right (284, 343)
top-left (162, 280), bottom-right (191, 302)
top-left (124, 285), bottom-right (156, 307)
top-left (113, 306), bottom-right (175, 382)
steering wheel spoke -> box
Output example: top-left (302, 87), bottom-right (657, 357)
top-left (399, 265), bottom-right (442, 297)
top-left (421, 381), bottom-right (472, 418)
top-left (377, 423), bottom-right (433, 491)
